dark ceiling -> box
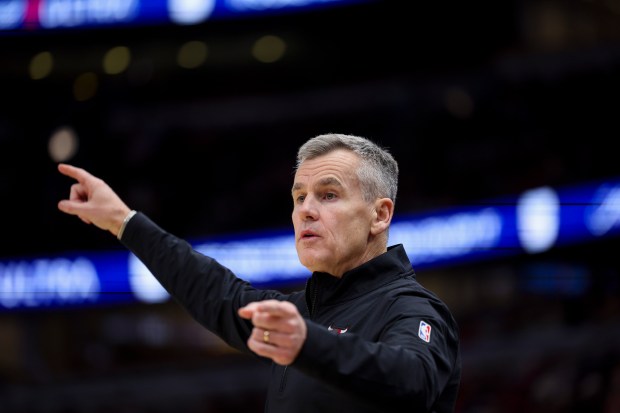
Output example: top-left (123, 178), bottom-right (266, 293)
top-left (1, 0), bottom-right (620, 258)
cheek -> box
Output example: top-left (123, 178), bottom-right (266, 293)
top-left (291, 210), bottom-right (303, 231)
top-left (291, 213), bottom-right (298, 229)
top-left (330, 217), bottom-right (361, 242)
top-left (344, 215), bottom-right (371, 240)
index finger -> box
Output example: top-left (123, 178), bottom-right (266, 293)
top-left (58, 163), bottom-right (95, 184)
top-left (252, 300), bottom-right (298, 317)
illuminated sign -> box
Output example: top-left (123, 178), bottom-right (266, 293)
top-left (38, 0), bottom-right (140, 29)
top-left (516, 187), bottom-right (561, 254)
top-left (0, 257), bottom-right (100, 309)
top-left (1, 178), bottom-right (620, 311)
top-left (0, 0), bottom-right (370, 31)
top-left (390, 207), bottom-right (503, 265)
top-left (195, 234), bottom-right (302, 283)
top-left (168, 0), bottom-right (217, 25)
top-left (0, 0), bottom-right (26, 29)
top-left (584, 184), bottom-right (620, 236)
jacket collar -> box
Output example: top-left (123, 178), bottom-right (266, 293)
top-left (305, 244), bottom-right (413, 312)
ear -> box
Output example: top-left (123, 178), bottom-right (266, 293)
top-left (370, 198), bottom-right (394, 236)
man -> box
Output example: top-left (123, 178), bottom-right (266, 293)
top-left (58, 133), bottom-right (461, 412)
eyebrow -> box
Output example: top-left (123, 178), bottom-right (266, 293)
top-left (291, 177), bottom-right (343, 193)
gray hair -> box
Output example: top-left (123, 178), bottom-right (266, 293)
top-left (296, 133), bottom-right (399, 204)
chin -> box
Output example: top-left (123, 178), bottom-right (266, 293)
top-left (298, 253), bottom-right (326, 273)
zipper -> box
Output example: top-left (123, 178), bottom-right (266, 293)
top-left (303, 278), bottom-right (312, 316)
top-left (278, 365), bottom-right (288, 393)
top-left (305, 277), bottom-right (319, 317)
top-left (311, 282), bottom-right (318, 316)
top-left (280, 277), bottom-right (319, 394)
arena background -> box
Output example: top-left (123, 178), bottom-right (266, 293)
top-left (1, 0), bottom-right (620, 411)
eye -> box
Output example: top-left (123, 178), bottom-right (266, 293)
top-left (295, 195), bottom-right (306, 203)
top-left (324, 192), bottom-right (337, 201)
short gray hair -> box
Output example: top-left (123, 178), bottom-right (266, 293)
top-left (296, 133), bottom-right (399, 203)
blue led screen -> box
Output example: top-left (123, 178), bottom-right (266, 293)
top-left (1, 178), bottom-right (619, 311)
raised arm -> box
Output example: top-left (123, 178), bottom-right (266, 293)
top-left (57, 163), bottom-right (131, 236)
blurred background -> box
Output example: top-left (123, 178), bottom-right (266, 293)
top-left (1, 0), bottom-right (620, 411)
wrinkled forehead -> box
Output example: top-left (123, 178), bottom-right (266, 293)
top-left (292, 150), bottom-right (363, 196)
top-left (294, 149), bottom-right (360, 180)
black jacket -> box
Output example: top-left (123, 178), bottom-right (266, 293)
top-left (122, 212), bottom-right (461, 412)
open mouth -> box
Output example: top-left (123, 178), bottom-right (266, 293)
top-left (300, 230), bottom-right (318, 239)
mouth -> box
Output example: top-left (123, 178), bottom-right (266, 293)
top-left (299, 230), bottom-right (319, 240)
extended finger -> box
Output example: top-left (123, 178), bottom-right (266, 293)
top-left (237, 302), bottom-right (259, 319)
top-left (58, 163), bottom-right (95, 184)
top-left (251, 300), bottom-right (298, 318)
top-left (251, 311), bottom-right (300, 335)
top-left (238, 300), bottom-right (293, 322)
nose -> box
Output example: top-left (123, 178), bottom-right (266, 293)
top-left (297, 195), bottom-right (319, 221)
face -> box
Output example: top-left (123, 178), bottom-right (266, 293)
top-left (292, 149), bottom-right (384, 277)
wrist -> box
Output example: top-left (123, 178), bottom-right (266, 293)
top-left (116, 209), bottom-right (137, 240)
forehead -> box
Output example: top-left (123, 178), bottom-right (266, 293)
top-left (293, 149), bottom-right (360, 186)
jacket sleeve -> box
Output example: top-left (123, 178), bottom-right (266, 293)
top-left (120, 212), bottom-right (285, 353)
top-left (292, 295), bottom-right (460, 412)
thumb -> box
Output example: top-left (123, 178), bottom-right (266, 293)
top-left (58, 200), bottom-right (92, 224)
top-left (58, 199), bottom-right (79, 215)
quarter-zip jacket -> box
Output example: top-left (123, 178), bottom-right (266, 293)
top-left (121, 212), bottom-right (461, 413)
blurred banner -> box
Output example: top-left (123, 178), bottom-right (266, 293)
top-left (1, 177), bottom-right (619, 311)
top-left (0, 0), bottom-right (372, 32)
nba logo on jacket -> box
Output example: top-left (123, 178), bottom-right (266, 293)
top-left (418, 320), bottom-right (432, 343)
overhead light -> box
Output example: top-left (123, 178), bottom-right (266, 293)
top-left (29, 51), bottom-right (54, 80)
top-left (48, 126), bottom-right (79, 162)
top-left (73, 72), bottom-right (99, 101)
top-left (177, 41), bottom-right (208, 69)
top-left (252, 35), bottom-right (286, 63)
top-left (103, 46), bottom-right (131, 75)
